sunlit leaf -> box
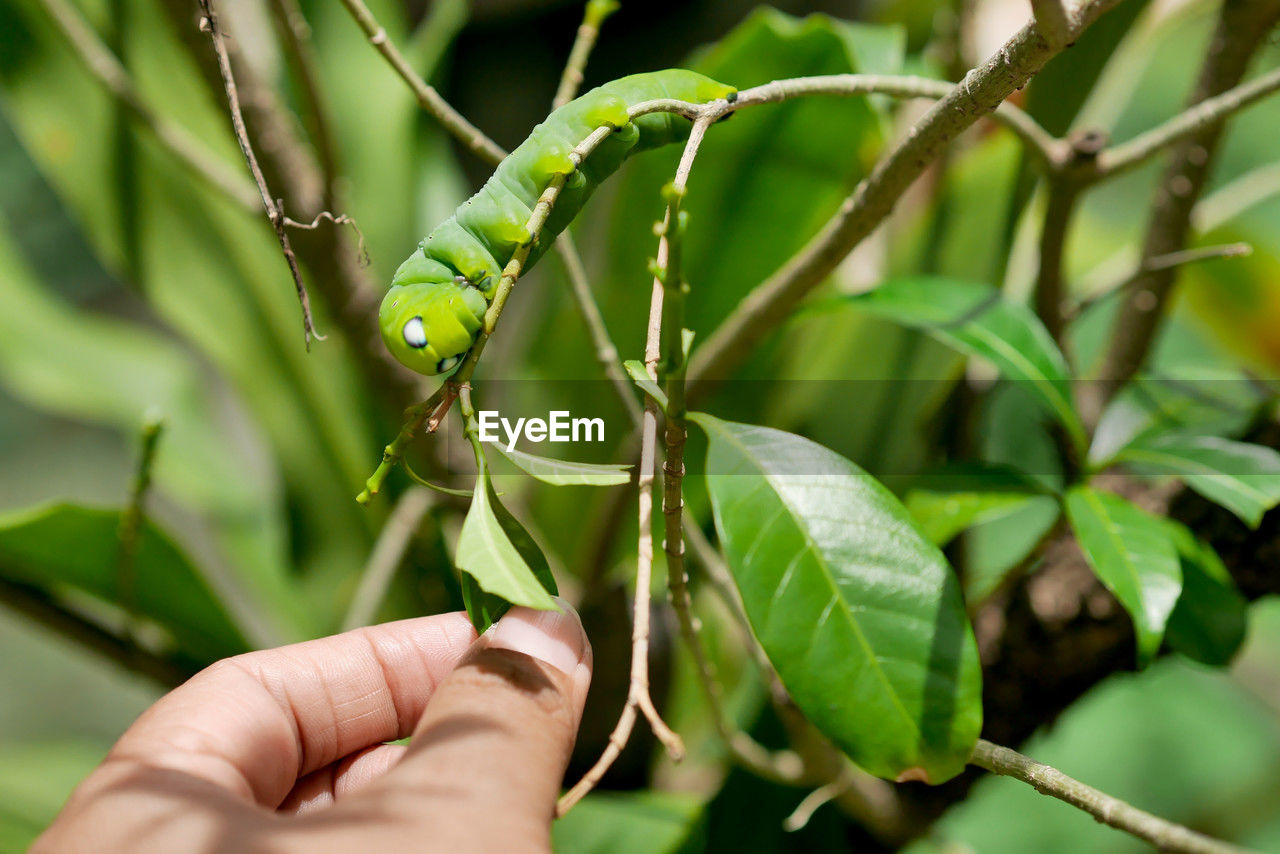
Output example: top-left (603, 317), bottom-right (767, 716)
top-left (1115, 433), bottom-right (1280, 528)
top-left (456, 467), bottom-right (557, 617)
top-left (692, 413), bottom-right (981, 783)
top-left (1064, 487), bottom-right (1182, 664)
top-left (844, 277), bottom-right (1086, 455)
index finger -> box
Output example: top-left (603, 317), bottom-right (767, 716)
top-left (89, 612), bottom-right (477, 809)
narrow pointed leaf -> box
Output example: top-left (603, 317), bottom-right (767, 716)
top-left (844, 277), bottom-right (1085, 455)
top-left (1064, 487), bottom-right (1182, 664)
top-left (1116, 434), bottom-right (1280, 528)
top-left (491, 444), bottom-right (632, 487)
top-left (691, 413), bottom-right (982, 783)
top-left (456, 469), bottom-right (558, 613)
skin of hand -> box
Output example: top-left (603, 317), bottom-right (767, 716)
top-left (34, 601), bottom-right (592, 853)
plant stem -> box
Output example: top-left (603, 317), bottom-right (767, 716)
top-left (342, 487), bottom-right (434, 630)
top-left (335, 0), bottom-right (505, 166)
top-left (1092, 0), bottom-right (1280, 409)
top-left (970, 739), bottom-right (1252, 854)
top-left (685, 0), bottom-right (1125, 401)
top-left (553, 0), bottom-right (619, 109)
top-left (1030, 0), bottom-right (1072, 48)
top-left (196, 0), bottom-right (324, 349)
top-left (116, 413), bottom-right (164, 641)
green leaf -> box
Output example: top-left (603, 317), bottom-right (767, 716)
top-left (624, 360), bottom-right (668, 410)
top-left (1115, 434), bottom-right (1280, 528)
top-left (1161, 520), bottom-right (1247, 667)
top-left (0, 503), bottom-right (250, 663)
top-left (491, 444), bottom-right (631, 487)
top-left (552, 791), bottom-right (703, 854)
top-left (1064, 487), bottom-right (1182, 664)
top-left (905, 463), bottom-right (1049, 545)
top-left (462, 477), bottom-right (559, 633)
top-left (0, 740), bottom-right (105, 851)
top-left (691, 413), bottom-right (982, 783)
top-left (844, 277), bottom-right (1086, 455)
top-left (456, 468), bottom-right (558, 616)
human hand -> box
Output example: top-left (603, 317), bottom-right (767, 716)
top-left (34, 603), bottom-right (592, 853)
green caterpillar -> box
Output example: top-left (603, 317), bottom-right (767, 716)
top-left (379, 69), bottom-right (736, 375)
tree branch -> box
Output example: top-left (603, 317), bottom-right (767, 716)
top-left (335, 0), bottom-right (505, 166)
top-left (685, 0), bottom-right (1125, 401)
top-left (553, 0), bottom-right (619, 109)
top-left (1092, 0), bottom-right (1280, 407)
top-left (970, 739), bottom-right (1250, 854)
top-left (1029, 0), bottom-right (1072, 49)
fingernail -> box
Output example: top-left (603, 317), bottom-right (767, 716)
top-left (485, 597), bottom-right (586, 677)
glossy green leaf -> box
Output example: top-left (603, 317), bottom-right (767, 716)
top-left (456, 467), bottom-right (557, 615)
top-left (491, 444), bottom-right (631, 487)
top-left (844, 277), bottom-right (1086, 455)
top-left (1161, 520), bottom-right (1247, 667)
top-left (1064, 487), bottom-right (1182, 665)
top-left (1115, 434), bottom-right (1280, 528)
top-left (461, 476), bottom-right (558, 633)
top-left (692, 413), bottom-right (982, 783)
top-left (0, 502), bottom-right (249, 663)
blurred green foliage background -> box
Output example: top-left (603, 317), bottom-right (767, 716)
top-left (2, 0), bottom-right (1280, 849)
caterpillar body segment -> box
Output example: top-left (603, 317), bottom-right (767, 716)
top-left (380, 69), bottom-right (735, 376)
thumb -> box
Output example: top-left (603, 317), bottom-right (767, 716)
top-left (331, 601), bottom-right (592, 849)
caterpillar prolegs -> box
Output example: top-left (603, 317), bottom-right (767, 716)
top-left (379, 69), bottom-right (736, 376)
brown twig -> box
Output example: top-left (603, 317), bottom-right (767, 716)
top-left (196, 0), bottom-right (324, 350)
top-left (335, 0), bottom-right (505, 166)
top-left (1092, 0), bottom-right (1280, 408)
top-left (685, 0), bottom-right (1125, 401)
top-left (971, 739), bottom-right (1250, 854)
top-left (553, 0), bottom-right (620, 109)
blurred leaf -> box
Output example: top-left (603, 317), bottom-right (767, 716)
top-left (905, 462), bottom-right (1049, 546)
top-left (0, 502), bottom-right (249, 662)
top-left (843, 277), bottom-right (1086, 455)
top-left (1161, 520), bottom-right (1247, 667)
top-left (0, 222), bottom-right (310, 644)
top-left (0, 740), bottom-right (104, 852)
top-left (605, 9), bottom-right (904, 342)
top-left (552, 791), bottom-right (703, 854)
top-left (456, 466), bottom-right (557, 614)
top-left (692, 413), bottom-right (981, 783)
top-left (1115, 434), bottom-right (1280, 528)
top-left (491, 444), bottom-right (631, 486)
top-left (1064, 486), bottom-right (1182, 665)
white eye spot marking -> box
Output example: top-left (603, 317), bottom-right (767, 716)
top-left (403, 316), bottom-right (428, 349)
top-left (436, 354), bottom-right (461, 373)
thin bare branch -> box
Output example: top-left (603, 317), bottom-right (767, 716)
top-left (971, 739), bottom-right (1250, 854)
top-left (552, 238), bottom-right (644, 427)
top-left (335, 0), bottom-right (505, 165)
top-left (1093, 0), bottom-right (1280, 407)
top-left (196, 0), bottom-right (325, 349)
top-left (342, 487), bottom-right (434, 630)
top-left (685, 0), bottom-right (1126, 401)
top-left (1068, 242), bottom-right (1252, 322)
top-left (33, 0), bottom-right (259, 211)
top-left (553, 0), bottom-right (619, 109)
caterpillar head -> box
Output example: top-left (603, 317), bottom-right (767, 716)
top-left (379, 279), bottom-right (487, 376)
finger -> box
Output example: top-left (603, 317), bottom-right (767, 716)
top-left (279, 743), bottom-right (409, 815)
top-left (321, 602), bottom-right (592, 850)
top-left (87, 612), bottom-right (477, 809)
